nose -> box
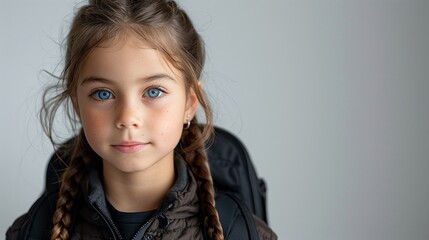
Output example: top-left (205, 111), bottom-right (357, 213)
top-left (115, 103), bottom-right (142, 129)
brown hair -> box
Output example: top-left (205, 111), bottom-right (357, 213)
top-left (40, 0), bottom-right (222, 239)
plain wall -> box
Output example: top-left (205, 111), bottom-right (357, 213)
top-left (2, 1), bottom-right (429, 239)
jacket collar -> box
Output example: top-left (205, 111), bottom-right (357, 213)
top-left (78, 154), bottom-right (199, 226)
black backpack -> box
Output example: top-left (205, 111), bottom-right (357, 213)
top-left (206, 127), bottom-right (268, 239)
top-left (207, 127), bottom-right (267, 221)
top-left (44, 126), bottom-right (268, 239)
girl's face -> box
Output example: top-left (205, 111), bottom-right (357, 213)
top-left (74, 34), bottom-right (198, 176)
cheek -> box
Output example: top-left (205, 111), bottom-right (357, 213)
top-left (148, 107), bottom-right (184, 142)
top-left (80, 107), bottom-right (110, 140)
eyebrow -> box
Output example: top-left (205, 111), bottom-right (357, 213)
top-left (80, 73), bottom-right (176, 86)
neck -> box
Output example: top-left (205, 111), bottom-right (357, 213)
top-left (103, 156), bottom-right (176, 212)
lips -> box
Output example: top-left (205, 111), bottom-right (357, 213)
top-left (112, 141), bottom-right (148, 154)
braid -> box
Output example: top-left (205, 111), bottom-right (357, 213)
top-left (50, 134), bottom-right (94, 240)
top-left (180, 123), bottom-right (224, 240)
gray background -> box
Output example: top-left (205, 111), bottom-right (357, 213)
top-left (1, 1), bottom-right (429, 239)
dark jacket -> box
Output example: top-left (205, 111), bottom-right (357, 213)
top-left (7, 157), bottom-right (277, 240)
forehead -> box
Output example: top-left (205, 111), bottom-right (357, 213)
top-left (79, 33), bottom-right (183, 83)
top-left (97, 31), bottom-right (155, 50)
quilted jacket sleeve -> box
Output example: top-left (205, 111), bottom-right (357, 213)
top-left (253, 215), bottom-right (278, 240)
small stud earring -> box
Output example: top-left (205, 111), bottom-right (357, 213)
top-left (184, 114), bottom-right (191, 129)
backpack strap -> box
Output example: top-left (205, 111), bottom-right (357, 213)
top-left (214, 192), bottom-right (260, 240)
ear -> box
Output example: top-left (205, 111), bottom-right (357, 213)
top-left (184, 86), bottom-right (200, 122)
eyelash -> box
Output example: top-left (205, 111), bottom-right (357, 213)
top-left (143, 87), bottom-right (166, 99)
top-left (90, 89), bottom-right (114, 101)
top-left (89, 87), bottom-right (166, 101)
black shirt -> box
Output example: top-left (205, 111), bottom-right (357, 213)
top-left (107, 201), bottom-right (155, 240)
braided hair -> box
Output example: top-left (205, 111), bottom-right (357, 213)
top-left (41, 1), bottom-right (223, 239)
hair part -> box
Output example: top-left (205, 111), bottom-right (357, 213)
top-left (42, 1), bottom-right (222, 239)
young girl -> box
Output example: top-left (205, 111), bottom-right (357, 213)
top-left (7, 0), bottom-right (276, 239)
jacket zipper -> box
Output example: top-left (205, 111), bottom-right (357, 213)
top-left (91, 202), bottom-right (123, 240)
top-left (131, 203), bottom-right (174, 240)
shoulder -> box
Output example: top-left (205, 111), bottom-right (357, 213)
top-left (215, 193), bottom-right (277, 240)
top-left (6, 190), bottom-right (58, 240)
top-left (6, 213), bottom-right (28, 240)
top-left (253, 215), bottom-right (278, 240)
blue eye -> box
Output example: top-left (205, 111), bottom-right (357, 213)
top-left (92, 90), bottom-right (113, 100)
top-left (144, 88), bottom-right (164, 99)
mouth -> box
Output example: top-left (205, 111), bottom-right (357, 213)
top-left (111, 141), bottom-right (149, 154)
